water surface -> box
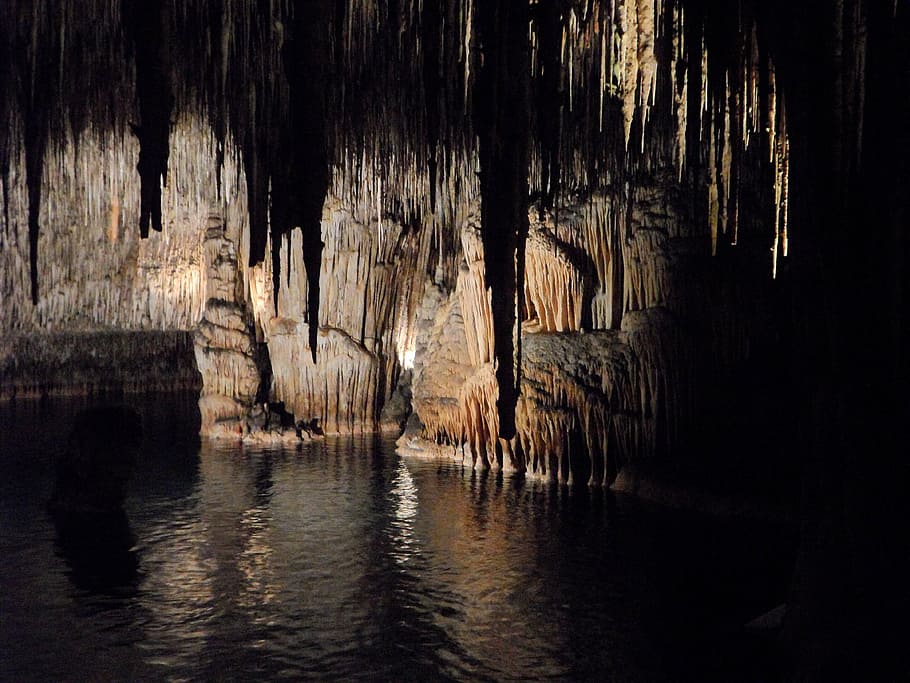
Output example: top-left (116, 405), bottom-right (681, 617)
top-left (1, 395), bottom-right (795, 681)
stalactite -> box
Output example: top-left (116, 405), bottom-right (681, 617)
top-left (269, 0), bottom-right (331, 362)
top-left (1, 0), bottom-right (794, 320)
top-left (406, 181), bottom-right (698, 481)
top-left (531, 0), bottom-right (565, 213)
top-left (581, 195), bottom-right (618, 329)
top-left (25, 115), bottom-right (46, 305)
top-left (672, 4), bottom-right (688, 181)
top-left (243, 187), bottom-right (428, 433)
top-left (1, 115), bottom-right (228, 332)
top-left (474, 0), bottom-right (530, 440)
top-left (2, 0), bottom-right (803, 474)
top-left (422, 0), bottom-right (443, 214)
top-left (523, 221), bottom-right (585, 333)
top-left (458, 221), bottom-right (496, 368)
top-left (127, 0), bottom-right (173, 239)
top-left (0, 78), bottom-right (10, 240)
top-left (772, 98), bottom-right (790, 279)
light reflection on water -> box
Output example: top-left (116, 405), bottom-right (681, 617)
top-left (0, 397), bottom-right (793, 681)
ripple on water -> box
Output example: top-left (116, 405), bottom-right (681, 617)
top-left (2, 413), bottom-right (795, 682)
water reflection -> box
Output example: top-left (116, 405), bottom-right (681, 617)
top-left (52, 508), bottom-right (139, 593)
top-left (389, 458), bottom-right (419, 566)
top-left (49, 406), bottom-right (143, 593)
top-left (2, 408), bottom-right (795, 682)
top-left (127, 437), bottom-right (659, 680)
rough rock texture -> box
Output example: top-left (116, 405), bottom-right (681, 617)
top-left (0, 0), bottom-right (796, 437)
top-left (193, 216), bottom-right (305, 444)
top-left (243, 197), bottom-right (429, 434)
top-left (194, 216), bottom-right (260, 438)
top-left (0, 117), bottom-right (236, 401)
top-left (402, 180), bottom-right (769, 483)
top-left (0, 119), bottom-right (230, 332)
top-left (0, 330), bottom-right (199, 400)
top-left (0, 3), bottom-right (904, 677)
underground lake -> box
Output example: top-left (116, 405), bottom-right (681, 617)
top-left (0, 395), bottom-right (796, 681)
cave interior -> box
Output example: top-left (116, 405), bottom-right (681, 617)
top-left (0, 0), bottom-right (907, 678)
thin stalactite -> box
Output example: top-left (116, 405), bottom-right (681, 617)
top-left (25, 119), bottom-right (46, 305)
top-left (127, 0), bottom-right (172, 239)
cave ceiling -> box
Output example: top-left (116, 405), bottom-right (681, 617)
top-left (0, 0), bottom-right (892, 436)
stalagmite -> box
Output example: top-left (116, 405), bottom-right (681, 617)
top-left (194, 215), bottom-right (262, 438)
top-left (0, 0), bottom-right (803, 491)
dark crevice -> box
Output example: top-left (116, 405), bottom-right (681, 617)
top-left (25, 118), bottom-right (45, 304)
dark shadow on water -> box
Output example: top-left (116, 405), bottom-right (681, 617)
top-left (51, 508), bottom-right (140, 593)
top-left (47, 404), bottom-right (143, 594)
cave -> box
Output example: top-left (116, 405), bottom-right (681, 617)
top-left (0, 1), bottom-right (906, 680)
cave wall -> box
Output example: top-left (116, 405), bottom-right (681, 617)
top-left (1, 1), bottom-right (906, 676)
top-left (0, 0), bottom-right (794, 445)
top-left (0, 1), bottom-right (894, 469)
top-left (404, 171), bottom-right (785, 483)
top-left (245, 188), bottom-right (433, 434)
top-left (0, 117), bottom-right (227, 332)
top-left (0, 115), bottom-right (245, 398)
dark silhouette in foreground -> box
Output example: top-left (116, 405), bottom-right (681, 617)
top-left (48, 406), bottom-right (143, 591)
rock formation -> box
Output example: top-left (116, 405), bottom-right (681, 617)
top-left (0, 2), bottom-right (795, 427)
top-left (402, 187), bottom-right (701, 483)
top-left (194, 215), bottom-right (261, 438)
top-left (0, 0), bottom-right (834, 482)
top-left (194, 215), bottom-right (307, 444)
top-left (1, 1), bottom-right (905, 677)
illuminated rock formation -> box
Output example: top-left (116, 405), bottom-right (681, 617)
top-left (194, 216), bottom-right (262, 439)
top-left (402, 188), bottom-right (697, 482)
top-left (0, 118), bottom-right (219, 332)
top-left (523, 223), bottom-right (586, 334)
top-left (0, 2), bottom-right (901, 500)
top-left (0, 0), bottom-right (797, 435)
top-left (0, 2), bottom-right (904, 677)
top-left (244, 195), bottom-right (428, 434)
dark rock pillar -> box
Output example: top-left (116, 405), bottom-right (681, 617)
top-left (474, 0), bottom-right (531, 440)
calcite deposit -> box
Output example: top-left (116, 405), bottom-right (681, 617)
top-left (0, 0), bottom-right (873, 482)
top-left (194, 216), bottom-right (260, 438)
top-left (194, 216), bottom-right (305, 444)
top-left (1, 4), bottom-right (903, 678)
top-left (402, 190), bottom-right (699, 483)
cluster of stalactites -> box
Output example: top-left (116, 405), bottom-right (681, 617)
top-left (415, 333), bottom-right (645, 486)
top-left (0, 114), bottom-right (239, 332)
top-left (1, 0), bottom-right (801, 442)
top-left (1, 0), bottom-right (796, 293)
top-left (695, 19), bottom-right (791, 277)
top-left (523, 221), bottom-right (585, 333)
top-left (526, 2), bottom-right (793, 277)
